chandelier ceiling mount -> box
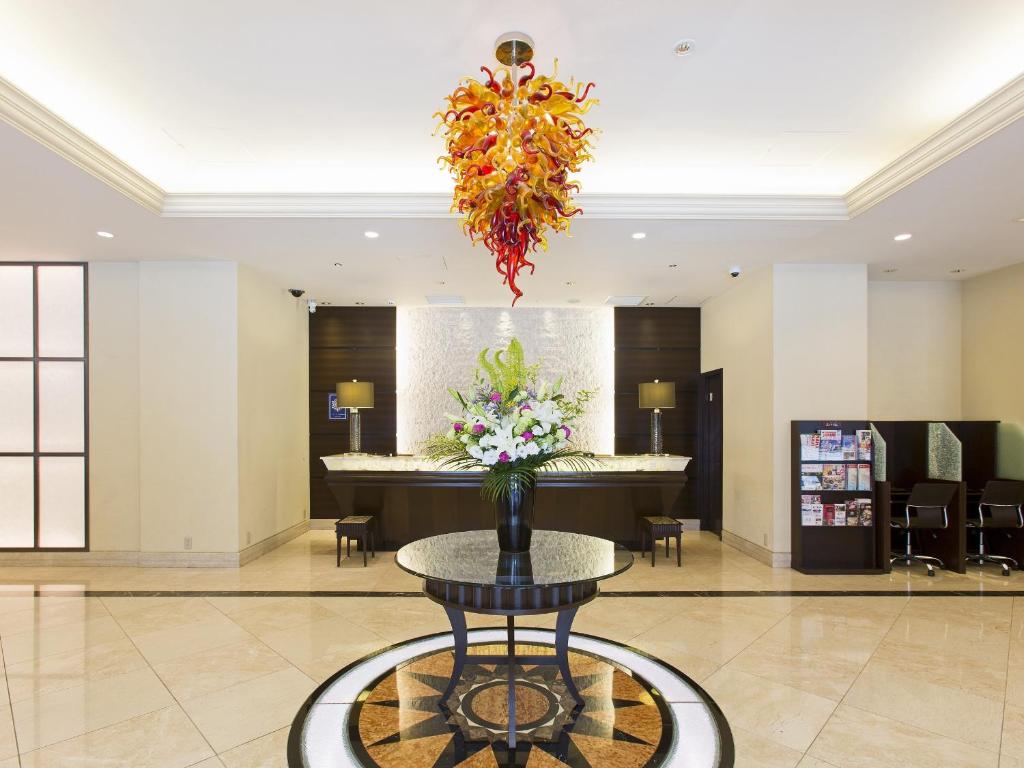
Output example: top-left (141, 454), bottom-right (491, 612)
top-left (494, 31), bottom-right (535, 67)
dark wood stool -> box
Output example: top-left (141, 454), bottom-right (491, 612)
top-left (639, 516), bottom-right (683, 567)
top-left (335, 515), bottom-right (375, 567)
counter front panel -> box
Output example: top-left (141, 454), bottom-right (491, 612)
top-left (321, 455), bottom-right (690, 548)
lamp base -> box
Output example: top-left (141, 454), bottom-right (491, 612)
top-left (348, 410), bottom-right (363, 453)
top-left (649, 409), bottom-right (663, 455)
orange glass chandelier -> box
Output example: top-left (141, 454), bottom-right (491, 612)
top-left (436, 32), bottom-right (597, 305)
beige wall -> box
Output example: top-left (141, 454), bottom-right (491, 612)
top-left (962, 262), bottom-right (1024, 479)
top-left (139, 262), bottom-right (240, 553)
top-left (88, 262), bottom-right (141, 551)
top-left (702, 264), bottom-right (870, 562)
top-left (701, 266), bottom-right (775, 552)
top-left (772, 264), bottom-right (869, 554)
top-left (88, 260), bottom-right (309, 560)
top-left (868, 281), bottom-right (962, 421)
top-left (237, 264), bottom-right (309, 549)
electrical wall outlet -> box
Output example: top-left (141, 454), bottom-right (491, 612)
top-left (184, 536), bottom-right (192, 550)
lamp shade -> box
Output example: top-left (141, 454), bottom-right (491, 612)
top-left (336, 380), bottom-right (374, 408)
top-left (638, 380), bottom-right (676, 409)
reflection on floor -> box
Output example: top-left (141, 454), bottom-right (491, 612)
top-left (0, 532), bottom-right (1020, 767)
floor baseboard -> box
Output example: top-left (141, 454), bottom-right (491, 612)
top-left (721, 530), bottom-right (792, 568)
top-left (239, 519), bottom-right (310, 565)
top-left (0, 519), bottom-right (311, 568)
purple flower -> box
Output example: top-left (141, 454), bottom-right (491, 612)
top-left (472, 423), bottom-right (485, 435)
top-left (561, 425), bottom-right (572, 439)
top-left (489, 392), bottom-right (502, 403)
top-left (453, 422), bottom-right (464, 433)
top-left (522, 430), bottom-right (534, 442)
top-left (498, 451), bottom-right (511, 463)
top-left (519, 403), bottom-right (532, 413)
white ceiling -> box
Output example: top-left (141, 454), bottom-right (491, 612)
top-left (0, 1), bottom-right (1023, 306)
top-left (1, 112), bottom-right (1022, 308)
top-left (2, 0), bottom-right (1024, 195)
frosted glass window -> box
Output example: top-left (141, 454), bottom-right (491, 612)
top-left (2, 263), bottom-right (87, 550)
top-left (37, 266), bottom-right (84, 357)
top-left (38, 361), bottom-right (85, 453)
top-left (0, 266), bottom-right (34, 357)
top-left (38, 456), bottom-right (85, 548)
top-left (0, 457), bottom-right (35, 547)
top-left (0, 362), bottom-right (35, 452)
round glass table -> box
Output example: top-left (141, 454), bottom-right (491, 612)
top-left (396, 530), bottom-right (633, 751)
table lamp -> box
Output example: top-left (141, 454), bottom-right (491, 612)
top-left (638, 379), bottom-right (675, 455)
top-left (336, 379), bottom-right (374, 454)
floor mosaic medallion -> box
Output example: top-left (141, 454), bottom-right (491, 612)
top-left (289, 628), bottom-right (733, 768)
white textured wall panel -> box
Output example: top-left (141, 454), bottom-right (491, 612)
top-left (397, 307), bottom-right (615, 455)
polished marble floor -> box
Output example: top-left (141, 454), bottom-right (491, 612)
top-left (0, 531), bottom-right (1021, 767)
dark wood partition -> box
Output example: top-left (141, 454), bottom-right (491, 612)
top-left (614, 307), bottom-right (700, 518)
top-left (872, 420), bottom-right (996, 574)
top-left (309, 308), bottom-right (396, 519)
top-left (871, 421), bottom-right (998, 494)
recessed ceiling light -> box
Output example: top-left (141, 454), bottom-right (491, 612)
top-left (333, 262), bottom-right (343, 267)
top-left (364, 231), bottom-right (379, 239)
top-left (883, 267), bottom-right (898, 273)
top-left (631, 232), bottom-right (646, 240)
top-left (949, 268), bottom-right (965, 274)
top-left (386, 299), bottom-right (396, 306)
top-left (893, 233), bottom-right (912, 241)
top-left (96, 231), bottom-right (114, 238)
top-left (668, 264), bottom-right (678, 268)
top-left (438, 281), bottom-right (447, 286)
top-left (673, 38), bottom-right (695, 57)
top-left (565, 281), bottom-right (575, 286)
top-left (643, 301), bottom-right (655, 306)
top-left (355, 301), bottom-right (365, 305)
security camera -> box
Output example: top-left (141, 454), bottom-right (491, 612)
top-left (729, 266), bottom-right (742, 278)
top-left (307, 299), bottom-right (317, 314)
top-left (289, 288), bottom-right (305, 298)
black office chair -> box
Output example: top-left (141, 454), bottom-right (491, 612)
top-left (965, 480), bottom-right (1024, 576)
top-left (890, 482), bottom-right (958, 577)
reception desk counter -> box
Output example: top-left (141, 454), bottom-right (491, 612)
top-left (321, 455), bottom-right (690, 548)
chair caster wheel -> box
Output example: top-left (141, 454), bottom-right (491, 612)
top-left (1003, 568), bottom-right (1011, 577)
top-left (927, 570), bottom-right (935, 577)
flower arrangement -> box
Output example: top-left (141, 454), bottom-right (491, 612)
top-left (425, 338), bottom-right (596, 502)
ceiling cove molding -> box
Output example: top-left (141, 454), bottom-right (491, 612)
top-left (846, 72), bottom-right (1024, 218)
top-left (160, 192), bottom-right (849, 220)
top-left (161, 192), bottom-right (454, 218)
top-left (3, 70), bottom-right (1022, 222)
top-left (0, 76), bottom-right (165, 213)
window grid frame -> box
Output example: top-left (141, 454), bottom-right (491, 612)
top-left (0, 262), bottom-right (89, 551)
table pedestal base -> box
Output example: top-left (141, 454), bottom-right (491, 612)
top-left (426, 577), bottom-right (598, 752)
top-left (441, 608), bottom-right (584, 750)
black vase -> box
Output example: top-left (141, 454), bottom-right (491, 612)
top-left (494, 476), bottom-right (536, 553)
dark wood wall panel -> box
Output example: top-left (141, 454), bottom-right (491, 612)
top-left (309, 307), bottom-right (396, 519)
top-left (614, 307), bottom-right (701, 518)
